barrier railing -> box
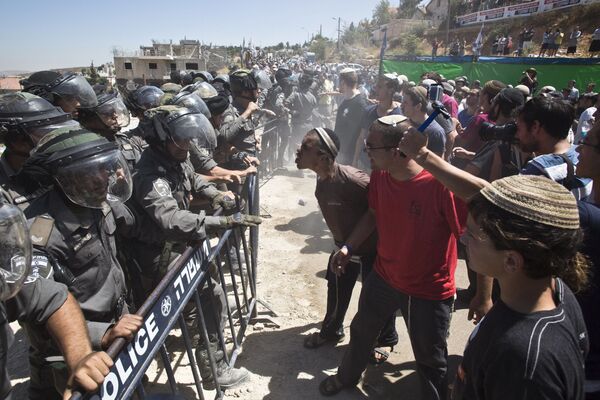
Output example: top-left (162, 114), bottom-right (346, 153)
top-left (256, 117), bottom-right (282, 176)
top-left (71, 174), bottom-right (261, 400)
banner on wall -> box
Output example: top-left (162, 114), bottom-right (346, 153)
top-left (382, 58), bottom-right (600, 94)
top-left (456, 0), bottom-right (598, 26)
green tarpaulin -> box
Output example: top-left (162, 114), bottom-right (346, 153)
top-left (382, 59), bottom-right (600, 92)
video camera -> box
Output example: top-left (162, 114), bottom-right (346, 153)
top-left (479, 121), bottom-right (518, 143)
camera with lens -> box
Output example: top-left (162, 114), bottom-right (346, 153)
top-left (479, 121), bottom-right (518, 143)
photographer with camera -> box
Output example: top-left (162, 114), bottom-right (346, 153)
top-left (470, 94), bottom-right (594, 323)
top-left (453, 80), bottom-right (506, 166)
top-left (475, 88), bottom-right (528, 182)
top-left (454, 88), bottom-right (526, 314)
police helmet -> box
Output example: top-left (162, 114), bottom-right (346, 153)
top-left (21, 71), bottom-right (97, 109)
top-left (229, 69), bottom-right (258, 94)
top-left (166, 91), bottom-right (211, 119)
top-left (180, 71), bottom-right (194, 86)
top-left (0, 92), bottom-right (78, 145)
top-left (123, 85), bottom-right (165, 115)
top-left (252, 70), bottom-right (273, 91)
top-left (298, 74), bottom-right (314, 90)
top-left (275, 67), bottom-right (292, 84)
top-left (160, 82), bottom-right (183, 94)
top-left (212, 74), bottom-right (230, 85)
top-left (140, 106), bottom-right (214, 149)
top-left (29, 128), bottom-right (133, 208)
top-left (193, 82), bottom-right (219, 100)
top-left (78, 92), bottom-right (131, 133)
top-left (193, 71), bottom-right (214, 83)
top-left (194, 83), bottom-right (229, 117)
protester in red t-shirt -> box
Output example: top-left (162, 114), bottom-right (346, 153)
top-left (319, 115), bottom-right (467, 398)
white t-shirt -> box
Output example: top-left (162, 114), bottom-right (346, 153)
top-left (575, 106), bottom-right (597, 143)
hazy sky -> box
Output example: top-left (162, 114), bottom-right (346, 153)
top-left (0, 0), bottom-right (383, 71)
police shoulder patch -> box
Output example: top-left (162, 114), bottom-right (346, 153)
top-left (153, 179), bottom-right (172, 197)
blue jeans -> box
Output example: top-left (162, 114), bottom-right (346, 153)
top-left (337, 271), bottom-right (454, 400)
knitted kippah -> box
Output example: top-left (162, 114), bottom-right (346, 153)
top-left (480, 175), bottom-right (580, 230)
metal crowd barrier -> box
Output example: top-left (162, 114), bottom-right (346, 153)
top-left (256, 117), bottom-right (281, 176)
top-left (71, 174), bottom-right (262, 400)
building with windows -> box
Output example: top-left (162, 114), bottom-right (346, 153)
top-left (113, 39), bottom-right (208, 86)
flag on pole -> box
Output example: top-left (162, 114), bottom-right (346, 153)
top-left (474, 23), bottom-right (484, 51)
top-left (379, 28), bottom-right (388, 76)
top-left (472, 23), bottom-right (484, 61)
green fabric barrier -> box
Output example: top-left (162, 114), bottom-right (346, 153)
top-left (382, 59), bottom-right (600, 92)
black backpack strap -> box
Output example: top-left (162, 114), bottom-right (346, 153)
top-left (557, 153), bottom-right (576, 190)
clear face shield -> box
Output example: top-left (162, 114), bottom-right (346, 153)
top-left (27, 119), bottom-right (80, 145)
top-left (96, 96), bottom-right (130, 131)
top-left (0, 202), bottom-right (32, 301)
top-left (54, 149), bottom-right (133, 208)
top-left (54, 75), bottom-right (98, 109)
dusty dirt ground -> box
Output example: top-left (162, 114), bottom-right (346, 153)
top-left (8, 166), bottom-right (476, 400)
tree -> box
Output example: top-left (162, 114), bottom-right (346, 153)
top-left (372, 0), bottom-right (392, 26)
top-left (88, 62), bottom-right (100, 85)
top-left (309, 37), bottom-right (332, 60)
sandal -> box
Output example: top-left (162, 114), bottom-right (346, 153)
top-left (303, 332), bottom-right (344, 349)
top-left (319, 375), bottom-right (345, 396)
top-left (369, 346), bottom-right (393, 365)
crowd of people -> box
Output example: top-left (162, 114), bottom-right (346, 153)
top-left (1, 55), bottom-right (599, 400)
top-left (439, 24), bottom-right (600, 59)
top-left (289, 65), bottom-right (599, 398)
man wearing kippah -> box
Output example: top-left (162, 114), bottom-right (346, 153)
top-left (470, 95), bottom-right (593, 325)
top-left (295, 127), bottom-right (397, 361)
top-left (320, 115), bottom-right (467, 398)
top-left (397, 127), bottom-right (589, 399)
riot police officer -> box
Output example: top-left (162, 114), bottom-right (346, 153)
top-left (285, 73), bottom-right (317, 161)
top-left (220, 70), bottom-right (262, 169)
top-left (18, 127), bottom-right (143, 399)
top-left (122, 85), bottom-right (165, 140)
top-left (78, 92), bottom-right (144, 170)
top-left (265, 66), bottom-right (293, 168)
top-left (0, 92), bottom-right (80, 206)
top-left (21, 71), bottom-right (97, 119)
top-left (127, 106), bottom-right (260, 390)
top-left (182, 84), bottom-right (256, 182)
top-left (0, 190), bottom-right (115, 400)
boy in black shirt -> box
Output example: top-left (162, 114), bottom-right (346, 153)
top-left (397, 129), bottom-right (589, 400)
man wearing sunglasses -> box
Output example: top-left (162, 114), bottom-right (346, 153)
top-left (321, 115), bottom-right (467, 399)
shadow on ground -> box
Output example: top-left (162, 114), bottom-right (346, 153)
top-left (274, 211), bottom-right (332, 255)
top-left (237, 322), bottom-right (463, 400)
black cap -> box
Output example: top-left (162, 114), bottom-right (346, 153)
top-left (495, 88), bottom-right (525, 108)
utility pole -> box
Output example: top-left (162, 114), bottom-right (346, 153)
top-left (320, 24), bottom-right (322, 37)
top-left (445, 0), bottom-right (450, 54)
top-left (337, 17), bottom-right (341, 50)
